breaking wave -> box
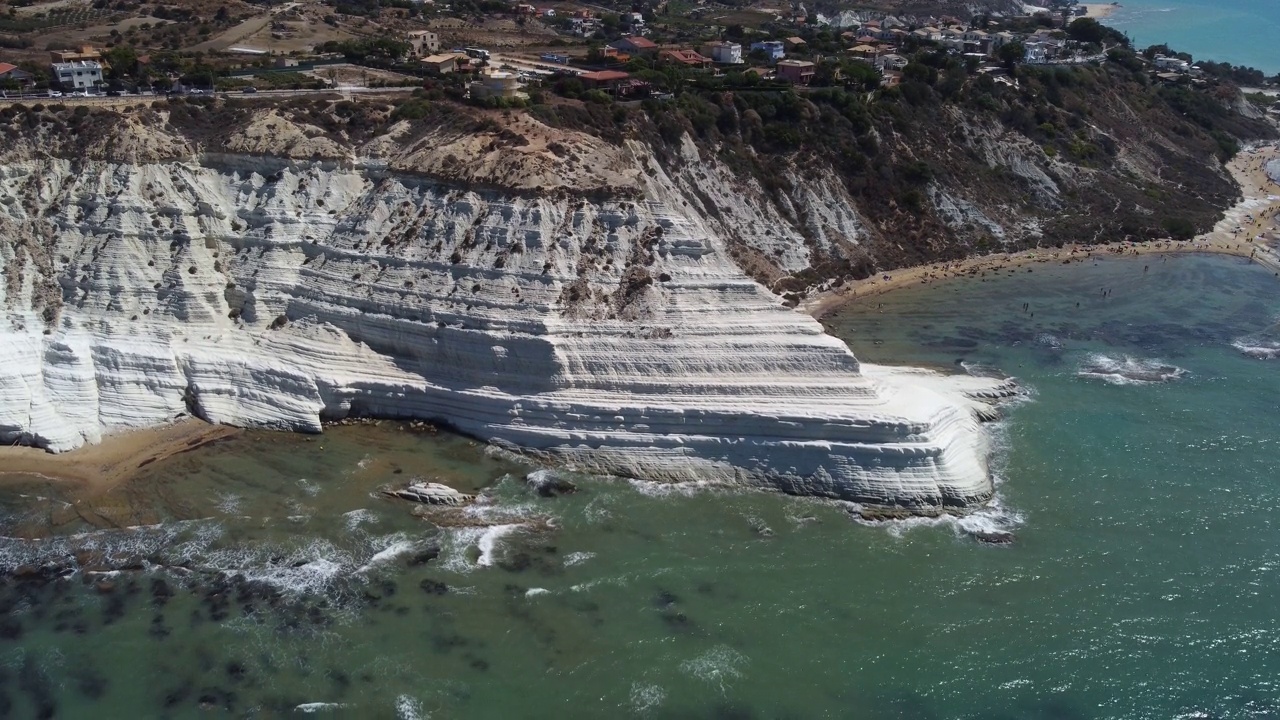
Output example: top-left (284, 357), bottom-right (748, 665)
top-left (629, 682), bottom-right (666, 713)
top-left (0, 514), bottom-right (445, 606)
top-left (564, 551), bottom-right (596, 567)
top-left (1034, 333), bottom-right (1064, 350)
top-left (1076, 354), bottom-right (1187, 385)
top-left (436, 524), bottom-right (524, 572)
top-left (679, 645), bottom-right (748, 693)
top-left (295, 702), bottom-right (350, 713)
top-left (356, 534), bottom-right (427, 573)
top-left (848, 406), bottom-right (1025, 543)
top-left (850, 490), bottom-right (1024, 542)
top-left (395, 695), bottom-right (426, 720)
top-left (1232, 337), bottom-right (1280, 360)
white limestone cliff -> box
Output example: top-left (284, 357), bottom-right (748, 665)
top-left (0, 113), bottom-right (1014, 509)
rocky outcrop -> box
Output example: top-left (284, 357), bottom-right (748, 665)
top-left (0, 106), bottom-right (1015, 510)
top-left (382, 482), bottom-right (475, 505)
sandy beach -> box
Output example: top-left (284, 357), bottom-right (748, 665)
top-left (808, 141), bottom-right (1280, 319)
top-left (1082, 3), bottom-right (1120, 19)
top-left (0, 419), bottom-right (239, 491)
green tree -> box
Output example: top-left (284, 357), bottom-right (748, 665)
top-left (1067, 18), bottom-right (1106, 45)
top-left (997, 41), bottom-right (1026, 70)
top-left (102, 45), bottom-right (138, 80)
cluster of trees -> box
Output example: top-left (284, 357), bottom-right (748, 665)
top-left (315, 38), bottom-right (410, 61)
top-left (1064, 17), bottom-right (1127, 47)
top-left (325, 0), bottom-right (433, 18)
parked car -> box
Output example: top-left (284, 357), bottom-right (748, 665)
top-left (241, 86), bottom-right (258, 94)
top-left (47, 91), bottom-right (63, 98)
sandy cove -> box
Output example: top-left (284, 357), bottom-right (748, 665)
top-left (0, 420), bottom-right (239, 492)
top-left (1082, 3), bottom-right (1120, 20)
top-left (807, 141), bottom-right (1280, 319)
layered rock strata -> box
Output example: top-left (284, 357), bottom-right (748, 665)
top-left (0, 123), bottom-right (1012, 509)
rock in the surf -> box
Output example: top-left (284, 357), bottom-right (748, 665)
top-left (524, 470), bottom-right (578, 497)
top-left (381, 481), bottom-right (474, 506)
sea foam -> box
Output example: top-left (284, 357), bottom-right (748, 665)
top-left (679, 645), bottom-right (748, 693)
top-left (1232, 338), bottom-right (1280, 360)
top-left (1076, 354), bottom-right (1187, 385)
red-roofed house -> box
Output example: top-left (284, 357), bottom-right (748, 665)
top-left (608, 36), bottom-right (658, 56)
top-left (580, 70), bottom-right (631, 88)
top-left (658, 49), bottom-right (711, 68)
top-left (579, 70), bottom-right (649, 97)
top-left (0, 62), bottom-right (34, 88)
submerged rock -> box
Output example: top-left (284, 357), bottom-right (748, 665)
top-left (525, 470), bottom-right (578, 497)
top-left (972, 530), bottom-right (1015, 545)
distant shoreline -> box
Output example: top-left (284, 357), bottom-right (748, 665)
top-left (1082, 3), bottom-right (1120, 20)
top-left (807, 141), bottom-right (1280, 318)
top-left (1086, 0), bottom-right (1280, 75)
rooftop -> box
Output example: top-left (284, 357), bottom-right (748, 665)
top-left (580, 70), bottom-right (631, 82)
top-left (615, 36), bottom-right (657, 49)
top-left (660, 49), bottom-right (709, 64)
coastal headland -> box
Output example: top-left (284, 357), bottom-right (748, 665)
top-left (0, 21), bottom-right (1275, 513)
top-left (15, 137), bottom-right (1277, 500)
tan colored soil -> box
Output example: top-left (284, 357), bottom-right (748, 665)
top-left (0, 420), bottom-right (239, 492)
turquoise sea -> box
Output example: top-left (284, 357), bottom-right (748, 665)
top-left (2, 254), bottom-right (1279, 718)
top-left (1102, 0), bottom-right (1280, 74)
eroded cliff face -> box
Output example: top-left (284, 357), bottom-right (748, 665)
top-left (0, 104), bottom-right (1013, 509)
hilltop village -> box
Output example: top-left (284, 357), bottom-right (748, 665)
top-left (0, 0), bottom-right (1274, 105)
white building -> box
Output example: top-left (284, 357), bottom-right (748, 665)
top-left (51, 60), bottom-right (102, 90)
top-left (701, 41), bottom-right (743, 65)
top-left (470, 70), bottom-right (525, 101)
top-left (874, 53), bottom-right (908, 71)
top-left (1154, 54), bottom-right (1191, 73)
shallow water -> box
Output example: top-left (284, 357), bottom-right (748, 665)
top-left (3, 255), bottom-right (1280, 719)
